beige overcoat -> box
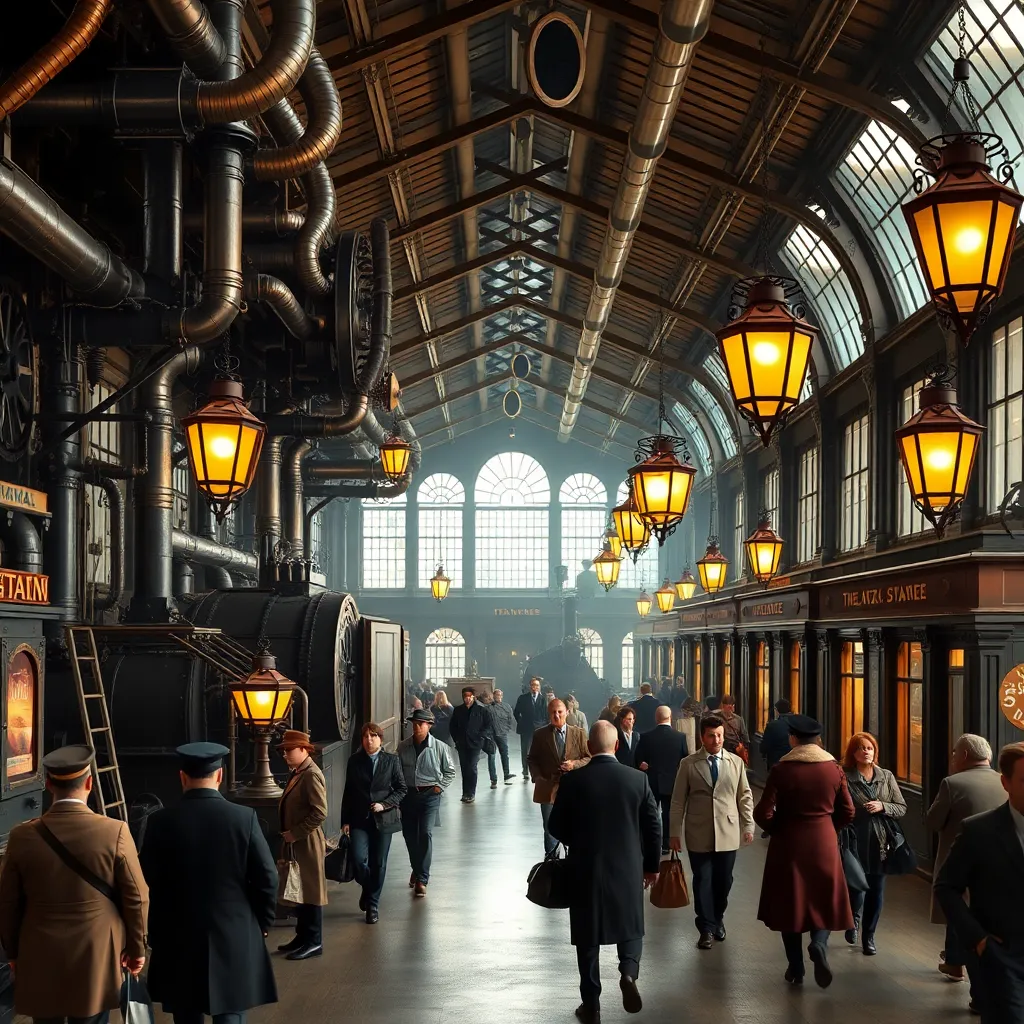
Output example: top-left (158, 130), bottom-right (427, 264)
top-left (279, 758), bottom-right (328, 906)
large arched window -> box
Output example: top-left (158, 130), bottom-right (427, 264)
top-left (560, 473), bottom-right (607, 588)
top-left (615, 480), bottom-right (660, 590)
top-left (475, 452), bottom-right (550, 588)
top-left (621, 632), bottom-right (635, 690)
top-left (579, 626), bottom-right (603, 678)
top-left (361, 493), bottom-right (406, 589)
top-left (424, 628), bottom-right (466, 686)
top-left (417, 473), bottom-right (464, 590)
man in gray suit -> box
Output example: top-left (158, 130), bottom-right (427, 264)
top-left (927, 734), bottom-right (1007, 989)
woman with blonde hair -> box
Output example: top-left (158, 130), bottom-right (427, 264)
top-left (431, 690), bottom-right (453, 745)
top-left (841, 731), bottom-right (907, 955)
top-left (598, 694), bottom-right (622, 723)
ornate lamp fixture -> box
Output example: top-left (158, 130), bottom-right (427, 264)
top-left (430, 563), bottom-right (451, 601)
top-left (655, 578), bottom-right (677, 614)
top-left (635, 590), bottom-right (652, 617)
top-left (674, 566), bottom-right (697, 601)
top-left (895, 367), bottom-right (984, 537)
top-left (183, 352), bottom-right (266, 522)
top-left (716, 277), bottom-right (817, 446)
top-left (902, 7), bottom-right (1022, 347)
top-left (629, 435), bottom-right (697, 545)
top-left (744, 509), bottom-right (785, 587)
top-left (379, 432), bottom-right (412, 484)
top-left (611, 481), bottom-right (651, 563)
top-left (592, 541), bottom-right (622, 592)
top-left (603, 520), bottom-right (623, 559)
top-left (696, 538), bottom-right (729, 595)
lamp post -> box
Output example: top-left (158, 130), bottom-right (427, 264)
top-left (655, 578), bottom-right (677, 613)
top-left (744, 510), bottom-right (785, 587)
top-left (674, 567), bottom-right (697, 601)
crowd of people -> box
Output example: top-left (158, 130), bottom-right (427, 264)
top-left (2, 675), bottom-right (1022, 1024)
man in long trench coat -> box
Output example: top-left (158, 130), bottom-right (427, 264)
top-left (139, 743), bottom-right (278, 1024)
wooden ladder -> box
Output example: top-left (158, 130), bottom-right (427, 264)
top-left (64, 626), bottom-right (127, 821)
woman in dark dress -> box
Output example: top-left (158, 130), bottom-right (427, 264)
top-left (431, 691), bottom-right (454, 745)
top-left (340, 722), bottom-right (407, 923)
top-left (841, 731), bottom-right (907, 955)
top-left (615, 706), bottom-right (639, 767)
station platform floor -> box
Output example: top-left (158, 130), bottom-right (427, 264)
top-left (159, 777), bottom-right (972, 1024)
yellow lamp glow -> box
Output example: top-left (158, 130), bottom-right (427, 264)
top-left (716, 278), bottom-right (816, 447)
top-left (696, 539), bottom-right (729, 595)
top-left (229, 645), bottom-right (296, 729)
top-left (593, 542), bottom-right (622, 592)
top-left (902, 135), bottom-right (1022, 346)
top-left (379, 434), bottom-right (413, 483)
top-left (430, 563), bottom-right (451, 601)
top-left (182, 379), bottom-right (266, 522)
top-left (744, 512), bottom-right (785, 586)
top-left (674, 567), bottom-right (697, 601)
top-left (895, 376), bottom-right (984, 536)
top-left (635, 590), bottom-right (652, 617)
top-left (604, 524), bottom-right (622, 559)
top-left (628, 436), bottom-right (697, 545)
top-left (655, 578), bottom-right (677, 614)
top-left (612, 483), bottom-right (651, 563)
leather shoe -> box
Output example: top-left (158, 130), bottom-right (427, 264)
top-left (490, 780), bottom-right (498, 788)
top-left (365, 908), bottom-right (379, 924)
top-left (808, 943), bottom-right (832, 989)
top-left (938, 963), bottom-right (964, 981)
top-left (697, 932), bottom-right (714, 950)
top-left (285, 943), bottom-right (322, 961)
top-left (862, 936), bottom-right (877, 956)
top-left (414, 882), bottom-right (427, 897)
top-left (574, 1004), bottom-right (600, 1024)
top-left (619, 976), bottom-right (642, 1013)
top-left (408, 872), bottom-right (416, 889)
top-left (504, 775), bottom-right (516, 783)
top-left (714, 926), bottom-right (726, 942)
top-left (844, 927), bottom-right (858, 945)
top-left (277, 936), bottom-right (303, 953)
top-left (358, 892), bottom-right (368, 912)
top-left (784, 967), bottom-right (804, 985)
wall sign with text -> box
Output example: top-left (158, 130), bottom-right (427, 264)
top-left (1000, 664), bottom-right (1024, 731)
top-left (493, 608), bottom-right (541, 616)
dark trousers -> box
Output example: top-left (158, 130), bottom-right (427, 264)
top-left (540, 801), bottom-right (558, 855)
top-left (849, 871), bottom-right (886, 938)
top-left (457, 744), bottom-right (481, 797)
top-left (945, 920), bottom-right (979, 1001)
top-left (402, 789), bottom-right (440, 883)
top-left (656, 793), bottom-right (671, 853)
top-left (293, 903), bottom-right (322, 945)
top-left (781, 930), bottom-right (830, 974)
top-left (575, 937), bottom-right (642, 1008)
top-left (350, 823), bottom-right (393, 910)
top-left (969, 941), bottom-right (1024, 1024)
top-left (172, 1015), bottom-right (246, 1024)
top-left (35, 1016), bottom-right (110, 1024)
top-left (688, 849), bottom-right (736, 934)
top-left (487, 735), bottom-right (511, 781)
top-left (519, 731), bottom-right (532, 775)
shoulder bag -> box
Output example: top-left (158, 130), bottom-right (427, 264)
top-left (324, 833), bottom-right (354, 884)
top-left (881, 817), bottom-right (918, 875)
top-left (838, 826), bottom-right (869, 893)
top-left (526, 845), bottom-right (571, 909)
top-left (36, 820), bottom-right (121, 911)
top-left (650, 851), bottom-right (690, 909)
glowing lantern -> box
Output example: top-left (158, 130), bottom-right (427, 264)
top-left (655, 578), bottom-right (677, 614)
top-left (430, 563), bottom-right (451, 601)
top-left (603, 524), bottom-right (622, 559)
top-left (674, 567), bottom-right (697, 601)
top-left (635, 590), bottom-right (652, 618)
top-left (696, 538), bottom-right (729, 595)
top-left (612, 482), bottom-right (651, 563)
top-left (592, 542), bottom-right (622, 592)
top-left (744, 511), bottom-right (785, 586)
top-left (628, 435), bottom-right (697, 545)
top-left (379, 434), bottom-right (412, 483)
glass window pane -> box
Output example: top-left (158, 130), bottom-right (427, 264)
top-left (425, 628), bottom-right (466, 687)
top-left (362, 495), bottom-right (407, 589)
top-left (417, 473), bottom-right (465, 589)
top-left (621, 632), bottom-right (635, 690)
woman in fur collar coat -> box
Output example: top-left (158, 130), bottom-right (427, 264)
top-left (753, 715), bottom-right (856, 989)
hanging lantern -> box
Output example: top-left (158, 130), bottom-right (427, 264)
top-left (430, 563), bottom-right (451, 601)
top-left (603, 523), bottom-right (622, 559)
top-left (592, 541), bottom-right (622, 592)
top-left (895, 370), bottom-right (984, 537)
top-left (716, 277), bottom-right (816, 447)
top-left (379, 433), bottom-right (412, 483)
top-left (183, 378), bottom-right (266, 522)
top-left (628, 435), bottom-right (697, 545)
top-left (611, 482), bottom-right (650, 563)
top-left (674, 567), bottom-right (697, 601)
top-left (696, 538), bottom-right (729, 595)
top-left (655, 578), bottom-right (677, 614)
top-left (744, 510), bottom-right (785, 586)
top-left (635, 590), bottom-right (652, 617)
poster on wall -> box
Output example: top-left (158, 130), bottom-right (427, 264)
top-left (6, 649), bottom-right (37, 780)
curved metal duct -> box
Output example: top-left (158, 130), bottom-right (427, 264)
top-left (0, 0), bottom-right (113, 119)
top-left (303, 459), bottom-right (378, 482)
top-left (253, 49), bottom-right (342, 181)
top-left (145, 0), bottom-right (226, 77)
top-left (245, 274), bottom-right (316, 339)
top-left (172, 529), bottom-right (259, 574)
top-left (0, 513), bottom-right (44, 574)
top-left (90, 476), bottom-right (124, 612)
top-left (266, 394), bottom-right (369, 438)
top-left (283, 440), bottom-right (312, 554)
top-left (557, 0), bottom-right (714, 440)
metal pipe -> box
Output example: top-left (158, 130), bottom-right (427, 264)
top-left (302, 495), bottom-right (333, 562)
top-left (89, 475), bottom-right (124, 612)
top-left (0, 157), bottom-right (144, 307)
top-left (195, 504), bottom-right (233, 588)
top-left (284, 439), bottom-right (311, 554)
top-left (172, 528), bottom-right (260, 573)
top-left (256, 433), bottom-right (286, 574)
top-left (265, 394), bottom-right (368, 438)
top-left (0, 0), bottom-right (113, 118)
top-left (244, 274), bottom-right (316, 339)
top-left (188, 209), bottom-right (304, 235)
top-left (303, 459), bottom-right (378, 481)
top-left (252, 49), bottom-right (342, 181)
top-left (0, 513), bottom-right (44, 574)
top-left (557, 0), bottom-right (714, 440)
top-left (304, 477), bottom-right (411, 499)
top-left (145, 0), bottom-right (226, 76)
top-left (173, 557), bottom-right (196, 598)
top-left (143, 141), bottom-right (184, 284)
top-left (242, 242), bottom-right (296, 275)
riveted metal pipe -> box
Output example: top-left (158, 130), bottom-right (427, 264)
top-left (245, 274), bottom-right (316, 339)
top-left (145, 0), bottom-right (226, 76)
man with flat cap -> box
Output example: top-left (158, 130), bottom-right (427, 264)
top-left (139, 743), bottom-right (278, 1024)
top-left (397, 708), bottom-right (457, 896)
top-left (0, 745), bottom-right (149, 1024)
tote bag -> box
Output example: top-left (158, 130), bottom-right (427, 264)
top-left (650, 851), bottom-right (690, 909)
top-left (839, 828), bottom-right (869, 893)
top-left (277, 844), bottom-right (303, 904)
top-left (120, 972), bottom-right (155, 1024)
top-left (324, 833), bottom-right (355, 884)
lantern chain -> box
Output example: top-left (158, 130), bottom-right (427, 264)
top-left (942, 4), bottom-right (981, 134)
top-left (755, 61), bottom-right (777, 277)
top-left (214, 336), bottom-right (241, 381)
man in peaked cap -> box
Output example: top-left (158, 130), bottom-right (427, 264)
top-left (0, 745), bottom-right (149, 1024)
top-left (139, 743), bottom-right (278, 1024)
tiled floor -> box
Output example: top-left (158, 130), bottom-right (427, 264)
top-left (155, 779), bottom-right (973, 1024)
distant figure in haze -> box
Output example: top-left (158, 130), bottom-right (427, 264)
top-left (719, 694), bottom-right (750, 759)
top-left (450, 687), bottom-right (490, 803)
top-left (629, 682), bottom-right (664, 733)
top-left (514, 677), bottom-right (549, 781)
top-left (486, 688), bottom-right (517, 786)
top-left (565, 693), bottom-right (589, 733)
top-left (599, 694), bottom-right (623, 723)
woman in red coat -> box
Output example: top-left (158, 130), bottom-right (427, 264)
top-left (754, 715), bottom-right (856, 989)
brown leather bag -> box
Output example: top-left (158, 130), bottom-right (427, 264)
top-left (650, 851), bottom-right (690, 909)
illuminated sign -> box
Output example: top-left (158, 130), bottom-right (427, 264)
top-left (0, 483), bottom-right (48, 516)
top-left (842, 583), bottom-right (927, 609)
top-left (0, 570), bottom-right (49, 606)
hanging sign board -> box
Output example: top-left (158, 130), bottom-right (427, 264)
top-left (0, 483), bottom-right (48, 517)
top-left (0, 570), bottom-right (49, 606)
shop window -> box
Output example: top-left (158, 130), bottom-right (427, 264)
top-left (988, 317), bottom-right (1022, 512)
top-left (762, 467), bottom-right (780, 526)
top-left (361, 494), bottom-right (406, 589)
top-left (948, 648), bottom-right (965, 765)
top-left (621, 632), bottom-right (635, 690)
top-left (693, 642), bottom-right (702, 701)
top-left (756, 641), bottom-right (770, 733)
top-left (417, 473), bottom-right (464, 590)
top-left (797, 445), bottom-right (820, 564)
top-left (840, 640), bottom-right (865, 752)
top-left (733, 490), bottom-right (745, 580)
top-left (896, 641), bottom-right (924, 785)
top-left (897, 378), bottom-right (930, 536)
top-left (5, 647), bottom-right (38, 783)
top-left (841, 414), bottom-right (870, 552)
top-left (721, 641), bottom-right (732, 695)
top-left (788, 640), bottom-right (801, 713)
top-left (424, 628), bottom-right (465, 687)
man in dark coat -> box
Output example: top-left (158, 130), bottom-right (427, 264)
top-left (759, 699), bottom-right (796, 770)
top-left (934, 742), bottom-right (1024, 1024)
top-left (449, 686), bottom-right (490, 802)
top-left (513, 677), bottom-right (548, 781)
top-left (139, 743), bottom-right (278, 1024)
top-left (548, 721), bottom-right (662, 1024)
top-left (628, 682), bottom-right (665, 733)
top-left (634, 705), bottom-right (689, 854)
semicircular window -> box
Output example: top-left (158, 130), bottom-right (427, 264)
top-left (417, 473), bottom-right (465, 590)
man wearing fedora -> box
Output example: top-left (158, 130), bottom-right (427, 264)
top-left (397, 708), bottom-right (457, 896)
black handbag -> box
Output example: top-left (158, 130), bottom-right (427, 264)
top-left (324, 834), bottom-right (354, 884)
top-left (839, 828), bottom-right (868, 893)
top-left (881, 818), bottom-right (918, 876)
top-left (526, 846), bottom-right (571, 909)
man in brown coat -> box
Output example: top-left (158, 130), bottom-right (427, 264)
top-left (0, 745), bottom-right (149, 1024)
top-left (528, 699), bottom-right (590, 856)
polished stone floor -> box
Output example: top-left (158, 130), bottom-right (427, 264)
top-left (156, 779), bottom-right (972, 1024)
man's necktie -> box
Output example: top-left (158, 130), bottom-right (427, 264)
top-left (708, 755), bottom-right (718, 787)
top-left (556, 730), bottom-right (565, 760)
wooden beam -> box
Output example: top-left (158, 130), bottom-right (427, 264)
top-left (400, 334), bottom-right (528, 389)
top-left (404, 372), bottom-right (512, 419)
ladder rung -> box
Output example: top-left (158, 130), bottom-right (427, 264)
top-left (76, 654), bottom-right (98, 661)
top-left (83, 693), bottom-right (104, 699)
top-left (89, 727), bottom-right (109, 734)
top-left (96, 765), bottom-right (117, 773)
top-left (104, 801), bottom-right (125, 810)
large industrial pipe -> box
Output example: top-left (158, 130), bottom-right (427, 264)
top-left (189, 209), bottom-right (304, 235)
top-left (304, 477), bottom-right (411, 500)
top-left (303, 459), bottom-right (378, 482)
top-left (557, 0), bottom-right (714, 440)
top-left (89, 475), bottom-right (124, 612)
top-left (172, 529), bottom-right (259, 574)
top-left (0, 0), bottom-right (114, 118)
top-left (245, 274), bottom-right (316, 339)
top-left (196, 503), bottom-right (233, 589)
top-left (0, 514), bottom-right (44, 574)
top-left (143, 141), bottom-right (184, 284)
top-left (0, 158), bottom-right (143, 307)
top-left (265, 395), bottom-right (368, 439)
top-left (256, 433), bottom-right (286, 574)
top-left (284, 440), bottom-right (312, 555)
top-left (145, 0), bottom-right (226, 77)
